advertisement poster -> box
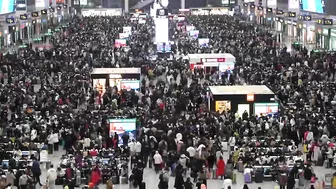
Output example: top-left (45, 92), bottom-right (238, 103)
top-left (189, 30), bottom-right (199, 38)
top-left (254, 102), bottom-right (279, 116)
top-left (109, 119), bottom-right (137, 145)
top-left (0, 0), bottom-right (15, 14)
top-left (93, 78), bottom-right (106, 96)
top-left (215, 101), bottom-right (231, 113)
top-left (114, 39), bottom-right (127, 48)
top-left (120, 80), bottom-right (140, 90)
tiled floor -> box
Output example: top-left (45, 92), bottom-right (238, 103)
top-left (43, 149), bottom-right (334, 189)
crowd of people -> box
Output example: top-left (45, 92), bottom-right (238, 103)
top-left (0, 7), bottom-right (335, 189)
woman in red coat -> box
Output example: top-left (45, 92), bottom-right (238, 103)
top-left (216, 156), bottom-right (226, 179)
top-left (90, 166), bottom-right (101, 188)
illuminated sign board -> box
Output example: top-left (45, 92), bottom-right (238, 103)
top-left (31, 11), bottom-right (39, 17)
top-left (20, 14), bottom-right (28, 20)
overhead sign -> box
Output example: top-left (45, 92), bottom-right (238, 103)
top-left (35, 0), bottom-right (47, 8)
top-left (288, 0), bottom-right (299, 9)
top-left (156, 9), bottom-right (168, 16)
top-left (5, 17), bottom-right (15, 24)
top-left (276, 9), bottom-right (284, 15)
top-left (41, 9), bottom-right (48, 14)
top-left (31, 11), bottom-right (39, 17)
top-left (288, 12), bottom-right (296, 17)
top-left (20, 14), bottom-right (28, 20)
top-left (16, 0), bottom-right (27, 11)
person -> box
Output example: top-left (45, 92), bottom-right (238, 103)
top-left (90, 166), bottom-right (101, 189)
top-left (242, 184), bottom-right (249, 189)
top-left (174, 163), bottom-right (184, 189)
top-left (216, 156), bottom-right (225, 180)
top-left (184, 177), bottom-right (193, 189)
top-left (19, 171), bottom-right (30, 189)
top-left (6, 169), bottom-right (15, 188)
top-left (158, 173), bottom-right (168, 189)
top-left (303, 164), bottom-right (313, 189)
top-left (160, 167), bottom-right (170, 186)
top-left (222, 177), bottom-right (232, 189)
top-left (153, 151), bottom-right (163, 173)
top-left (287, 169), bottom-right (296, 189)
top-left (47, 164), bottom-right (57, 189)
top-left (31, 158), bottom-right (42, 186)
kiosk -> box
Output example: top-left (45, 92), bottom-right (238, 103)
top-left (208, 85), bottom-right (278, 117)
top-left (91, 68), bottom-right (141, 94)
top-left (188, 53), bottom-right (236, 73)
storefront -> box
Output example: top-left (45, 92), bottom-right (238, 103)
top-left (91, 68), bottom-right (141, 104)
top-left (208, 85), bottom-right (278, 117)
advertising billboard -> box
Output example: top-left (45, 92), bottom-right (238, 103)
top-left (0, 0), bottom-right (15, 14)
top-left (301, 0), bottom-right (325, 14)
top-left (108, 119), bottom-right (136, 145)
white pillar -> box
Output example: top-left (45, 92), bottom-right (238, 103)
top-left (125, 0), bottom-right (129, 13)
top-left (181, 0), bottom-right (185, 9)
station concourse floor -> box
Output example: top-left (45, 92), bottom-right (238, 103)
top-left (42, 149), bottom-right (333, 189)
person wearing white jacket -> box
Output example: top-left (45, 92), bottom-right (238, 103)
top-left (135, 141), bottom-right (142, 154)
top-left (153, 151), bottom-right (163, 173)
top-left (222, 178), bottom-right (232, 189)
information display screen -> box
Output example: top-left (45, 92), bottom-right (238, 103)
top-left (301, 0), bottom-right (324, 13)
top-left (199, 38), bottom-right (209, 47)
top-left (157, 42), bottom-right (172, 53)
top-left (109, 119), bottom-right (136, 145)
top-left (254, 103), bottom-right (279, 116)
top-left (114, 39), bottom-right (127, 48)
top-left (189, 30), bottom-right (199, 38)
top-left (120, 80), bottom-right (140, 91)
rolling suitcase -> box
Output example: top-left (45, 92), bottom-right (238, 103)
top-left (244, 173), bottom-right (252, 183)
top-left (238, 161), bottom-right (244, 173)
top-left (75, 169), bottom-right (81, 187)
top-left (254, 170), bottom-right (264, 183)
top-left (112, 176), bottom-right (119, 184)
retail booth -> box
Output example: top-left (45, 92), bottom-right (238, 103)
top-left (91, 68), bottom-right (141, 95)
top-left (188, 53), bottom-right (236, 73)
top-left (208, 85), bottom-right (278, 117)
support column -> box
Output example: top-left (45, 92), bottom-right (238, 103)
top-left (125, 0), bottom-right (129, 13)
top-left (181, 0), bottom-right (185, 9)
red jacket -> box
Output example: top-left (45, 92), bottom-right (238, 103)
top-left (90, 170), bottom-right (101, 185)
top-left (216, 159), bottom-right (225, 177)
